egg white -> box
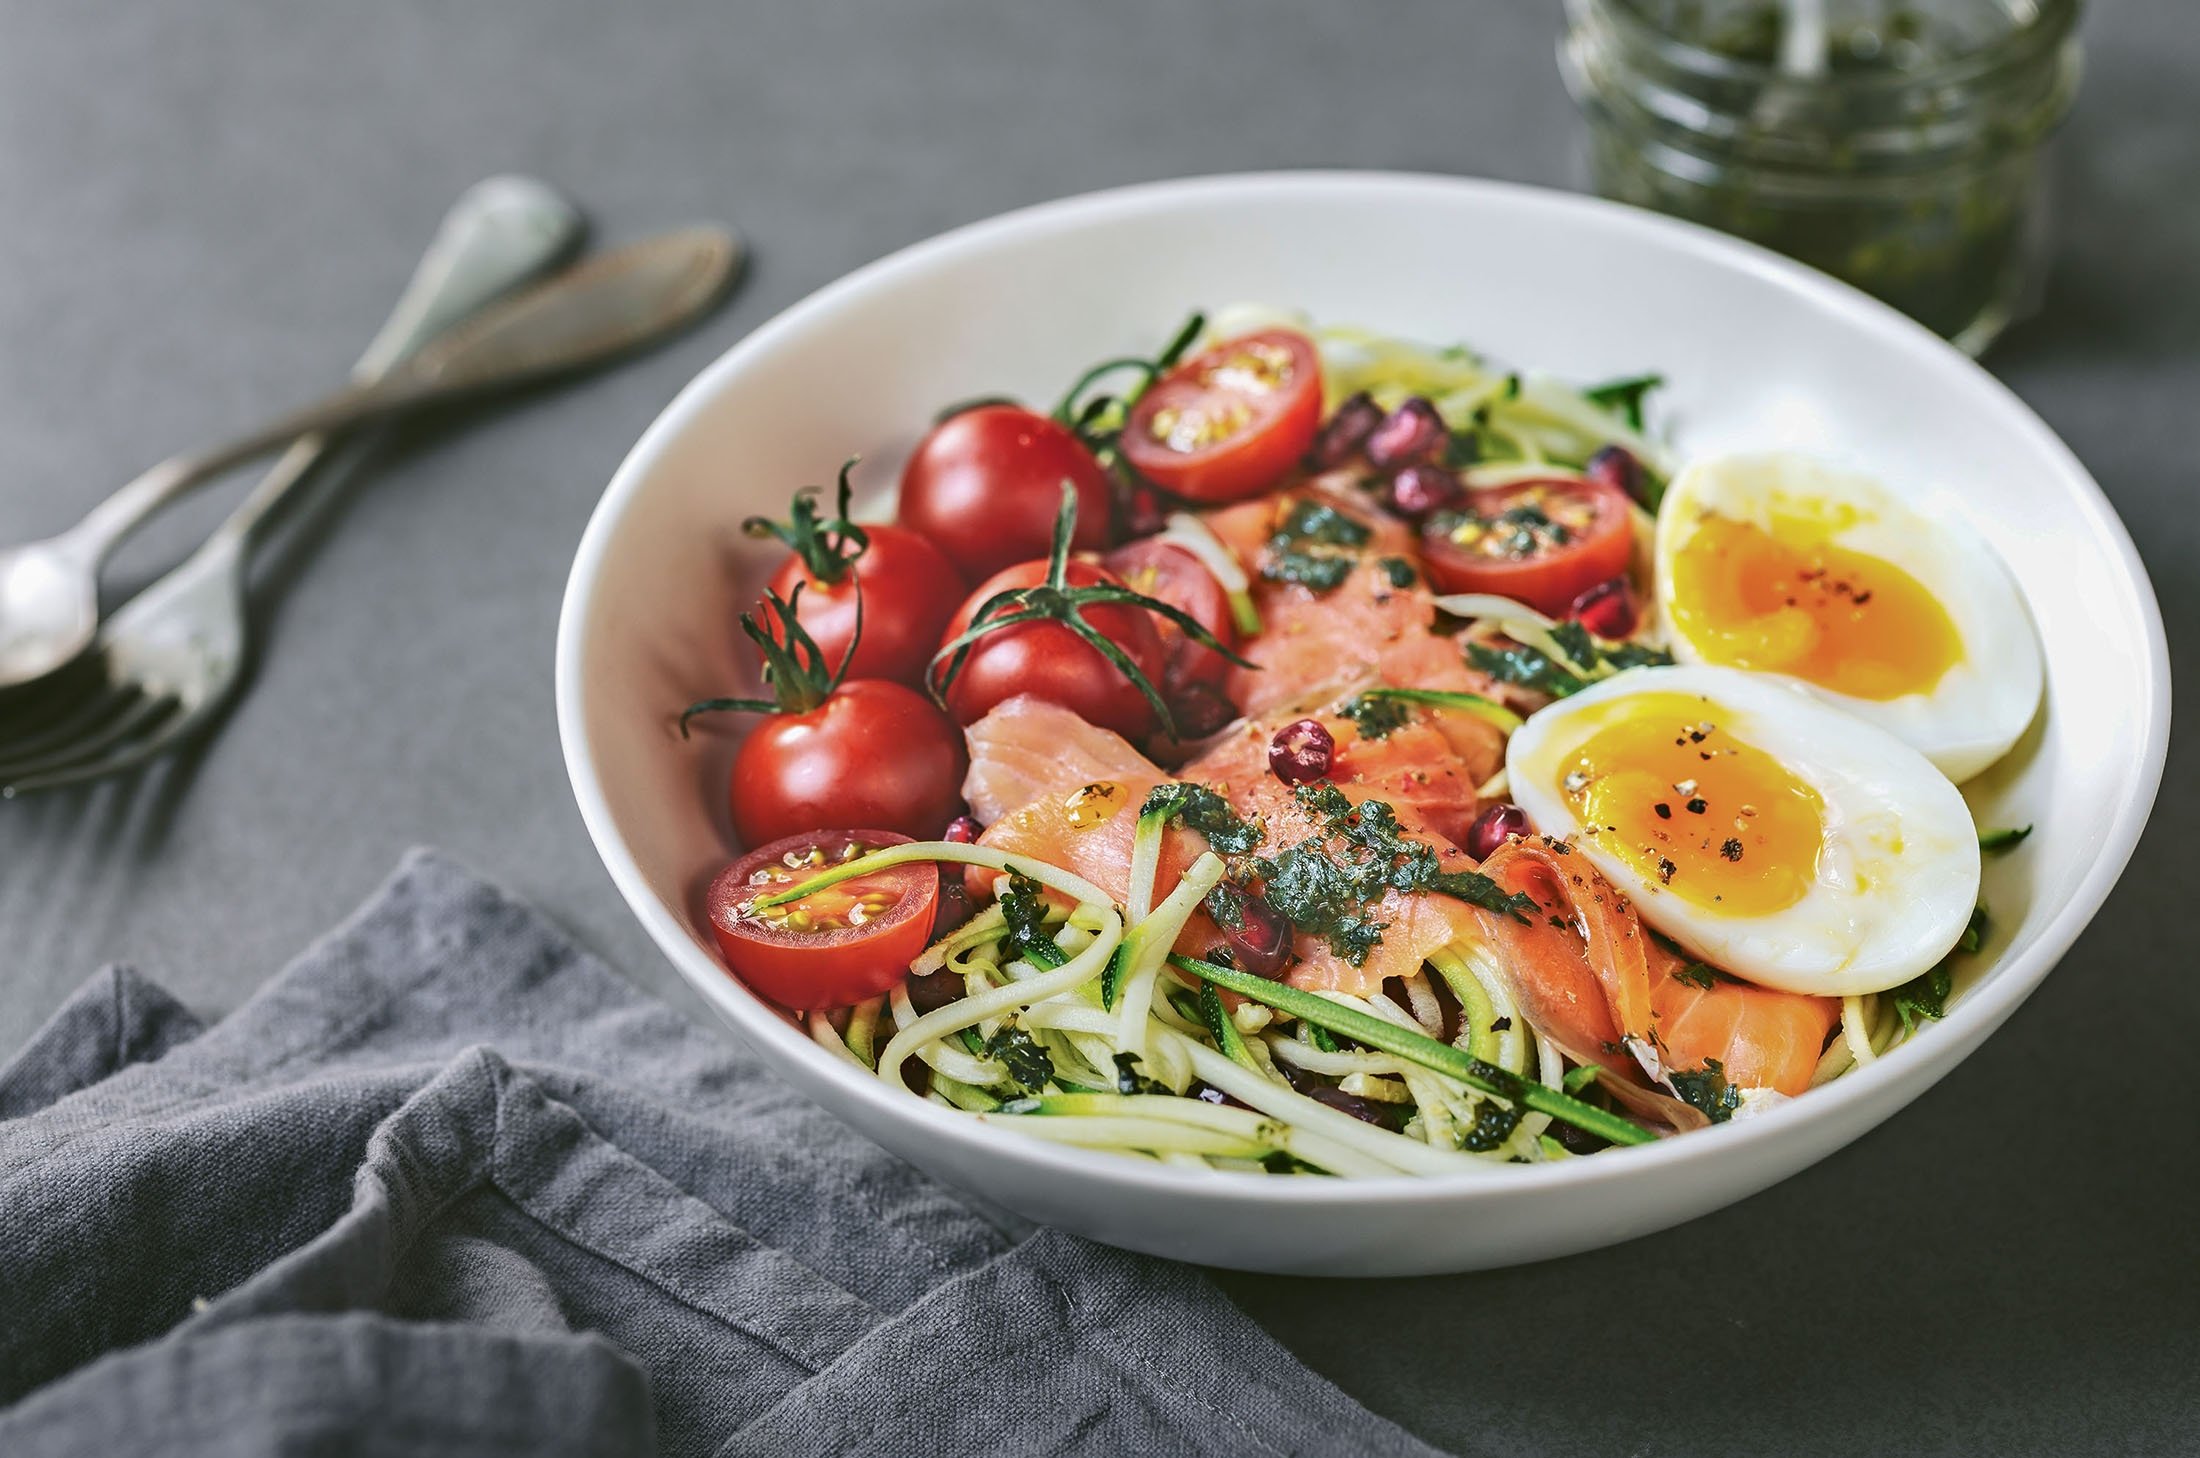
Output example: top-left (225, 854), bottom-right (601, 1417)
top-left (1506, 665), bottom-right (1981, 997)
top-left (1653, 453), bottom-right (2041, 784)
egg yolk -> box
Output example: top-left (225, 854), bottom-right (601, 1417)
top-left (1667, 513), bottom-right (1961, 700)
top-left (1559, 694), bottom-right (1825, 916)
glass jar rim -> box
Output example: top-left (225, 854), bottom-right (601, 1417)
top-left (1578, 0), bottom-right (2081, 97)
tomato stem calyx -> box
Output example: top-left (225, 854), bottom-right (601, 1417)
top-left (742, 456), bottom-right (870, 586)
top-left (927, 483), bottom-right (1253, 742)
top-left (680, 583), bottom-right (864, 736)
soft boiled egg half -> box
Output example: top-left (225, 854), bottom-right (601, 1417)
top-left (1507, 665), bottom-right (1980, 996)
top-left (1653, 453), bottom-right (2041, 783)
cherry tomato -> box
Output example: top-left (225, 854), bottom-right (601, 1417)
top-left (898, 405), bottom-right (1114, 579)
top-left (1103, 539), bottom-right (1235, 691)
top-left (759, 524), bottom-right (964, 686)
top-left (935, 560), bottom-right (1167, 739)
top-left (705, 830), bottom-right (939, 1010)
top-left (728, 679), bottom-right (966, 848)
top-left (1419, 477), bottom-right (1635, 618)
top-left (1121, 329), bottom-right (1324, 503)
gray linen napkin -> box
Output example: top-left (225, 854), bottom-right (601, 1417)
top-left (0, 848), bottom-right (1448, 1458)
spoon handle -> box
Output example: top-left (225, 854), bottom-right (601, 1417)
top-left (75, 224), bottom-right (742, 559)
top-left (203, 175), bottom-right (584, 554)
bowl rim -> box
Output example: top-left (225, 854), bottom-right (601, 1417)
top-left (555, 169), bottom-right (2171, 1206)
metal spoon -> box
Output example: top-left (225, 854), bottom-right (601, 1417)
top-left (0, 176), bottom-right (582, 789)
top-left (0, 213), bottom-right (740, 694)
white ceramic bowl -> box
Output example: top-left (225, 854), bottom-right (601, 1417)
top-left (556, 173), bottom-right (2169, 1275)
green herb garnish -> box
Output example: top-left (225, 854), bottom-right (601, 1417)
top-left (1252, 784), bottom-right (1537, 963)
top-left (1892, 903), bottom-right (1987, 1033)
top-left (1262, 499), bottom-right (1373, 593)
top-left (1468, 630), bottom-right (1671, 701)
top-left (1979, 825), bottom-right (2032, 853)
top-left (1667, 1058), bottom-right (1741, 1123)
top-left (1460, 1097), bottom-right (1525, 1152)
top-left (1600, 642), bottom-right (1675, 672)
top-left (1671, 962), bottom-right (1722, 991)
top-left (1468, 641), bottom-right (1587, 698)
top-left (1547, 620), bottom-right (1599, 671)
top-left (982, 1025), bottom-right (1056, 1094)
top-left (1338, 693), bottom-right (1415, 741)
top-left (999, 872), bottom-right (1055, 964)
top-left (1112, 1052), bottom-right (1169, 1096)
top-left (1581, 373), bottom-right (1664, 433)
top-left (1138, 782), bottom-right (1263, 856)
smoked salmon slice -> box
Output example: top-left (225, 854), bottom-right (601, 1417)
top-left (1181, 709), bottom-right (1486, 874)
top-left (1474, 838), bottom-right (1838, 1098)
top-left (1197, 482), bottom-right (1508, 783)
top-left (961, 696), bottom-right (1218, 938)
top-left (965, 695), bottom-right (1501, 997)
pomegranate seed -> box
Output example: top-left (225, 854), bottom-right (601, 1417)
top-left (1267, 718), bottom-right (1334, 785)
top-left (1466, 803), bottom-right (1531, 861)
top-left (906, 967), bottom-right (963, 1014)
top-left (1167, 681), bottom-right (1239, 740)
top-left (1379, 462), bottom-right (1465, 523)
top-left (943, 815), bottom-right (982, 844)
top-left (1310, 1086), bottom-right (1410, 1129)
top-left (1309, 392), bottom-right (1383, 468)
top-left (1205, 883), bottom-right (1293, 978)
top-left (930, 874), bottom-right (973, 939)
top-left (1586, 444), bottom-right (1649, 509)
top-left (1120, 485), bottom-right (1167, 539)
top-left (1570, 577), bottom-right (1638, 639)
top-left (1363, 398), bottom-right (1448, 468)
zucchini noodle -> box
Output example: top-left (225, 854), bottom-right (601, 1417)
top-left (875, 911), bottom-right (1124, 1092)
top-left (784, 839), bottom-right (1631, 1174)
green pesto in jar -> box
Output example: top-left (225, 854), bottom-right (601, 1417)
top-left (1561, 0), bottom-right (2082, 352)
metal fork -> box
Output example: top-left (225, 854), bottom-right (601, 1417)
top-left (0, 177), bottom-right (585, 795)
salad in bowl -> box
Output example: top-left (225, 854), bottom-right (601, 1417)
top-left (677, 306), bottom-right (2040, 1178)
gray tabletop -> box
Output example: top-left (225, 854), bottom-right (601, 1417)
top-left (2, 2), bottom-right (2192, 1454)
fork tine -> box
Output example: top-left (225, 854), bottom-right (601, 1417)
top-left (0, 706), bottom-right (195, 795)
top-left (0, 692), bottom-right (180, 786)
top-left (0, 681), bottom-right (145, 759)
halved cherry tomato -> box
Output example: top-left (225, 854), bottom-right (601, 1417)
top-left (935, 559), bottom-right (1167, 740)
top-left (761, 524), bottom-right (964, 686)
top-left (1121, 329), bottom-right (1323, 502)
top-left (1103, 539), bottom-right (1235, 691)
top-left (898, 404), bottom-right (1114, 579)
top-left (1419, 476), bottom-right (1635, 618)
top-left (706, 830), bottom-right (939, 1010)
top-left (728, 679), bottom-right (966, 848)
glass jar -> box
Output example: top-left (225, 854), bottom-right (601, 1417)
top-left (1559, 0), bottom-right (2082, 354)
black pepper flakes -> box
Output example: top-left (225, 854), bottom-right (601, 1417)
top-left (1654, 802), bottom-right (1672, 819)
top-left (1720, 838), bottom-right (1744, 861)
top-left (1686, 798), bottom-right (1708, 814)
top-left (1657, 856), bottom-right (1678, 884)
